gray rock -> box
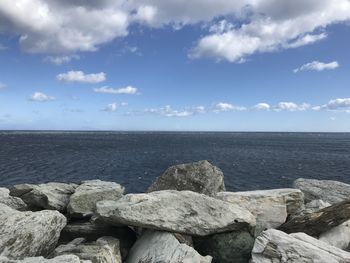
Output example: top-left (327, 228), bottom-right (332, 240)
top-left (319, 219), bottom-right (350, 251)
top-left (194, 230), bottom-right (254, 263)
top-left (0, 255), bottom-right (91, 263)
top-left (292, 199), bottom-right (331, 219)
top-left (96, 190), bottom-right (255, 236)
top-left (0, 188), bottom-right (27, 211)
top-left (10, 183), bottom-right (77, 212)
top-left (68, 180), bottom-right (124, 218)
top-left (0, 203), bottom-right (66, 259)
top-left (294, 178), bottom-right (350, 204)
top-left (54, 237), bottom-right (121, 263)
top-left (148, 160), bottom-right (225, 196)
top-left (126, 230), bottom-right (212, 263)
top-left (251, 229), bottom-right (350, 263)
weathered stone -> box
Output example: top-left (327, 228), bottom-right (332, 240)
top-left (194, 230), bottom-right (254, 263)
top-left (0, 255), bottom-right (91, 263)
top-left (0, 188), bottom-right (27, 211)
top-left (126, 231), bottom-right (212, 263)
top-left (96, 190), bottom-right (255, 236)
top-left (291, 199), bottom-right (331, 219)
top-left (68, 180), bottom-right (124, 218)
top-left (148, 160), bottom-right (225, 196)
top-left (54, 237), bottom-right (121, 263)
top-left (0, 203), bottom-right (66, 259)
top-left (279, 200), bottom-right (350, 237)
top-left (10, 183), bottom-right (77, 212)
top-left (294, 178), bottom-right (350, 204)
top-left (251, 229), bottom-right (350, 263)
top-left (319, 219), bottom-right (350, 250)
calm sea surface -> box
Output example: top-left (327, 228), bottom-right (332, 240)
top-left (0, 131), bottom-right (349, 193)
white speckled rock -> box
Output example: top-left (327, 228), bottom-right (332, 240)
top-left (126, 231), bottom-right (212, 263)
top-left (96, 190), bottom-right (255, 236)
top-left (0, 188), bottom-right (27, 211)
top-left (251, 229), bottom-right (350, 263)
top-left (319, 219), bottom-right (350, 250)
top-left (0, 255), bottom-right (91, 263)
top-left (10, 183), bottom-right (77, 212)
top-left (0, 203), bottom-right (67, 259)
top-left (68, 180), bottom-right (124, 218)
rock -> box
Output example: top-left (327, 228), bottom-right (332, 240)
top-left (0, 187), bottom-right (27, 211)
top-left (279, 200), bottom-right (350, 237)
top-left (54, 237), bottom-right (122, 263)
top-left (216, 189), bottom-right (304, 235)
top-left (10, 183), bottom-right (77, 212)
top-left (148, 160), bottom-right (225, 196)
top-left (251, 229), bottom-right (350, 263)
top-left (319, 220), bottom-right (350, 250)
top-left (126, 230), bottom-right (212, 263)
top-left (294, 178), bottom-right (350, 204)
top-left (291, 199), bottom-right (331, 219)
top-left (0, 203), bottom-right (66, 259)
top-left (68, 180), bottom-right (124, 218)
top-left (193, 230), bottom-right (254, 263)
top-left (0, 255), bottom-right (91, 263)
top-left (96, 190), bottom-right (255, 236)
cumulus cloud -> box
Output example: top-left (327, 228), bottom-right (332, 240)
top-left (57, 71), bottom-right (106, 83)
top-left (254, 103), bottom-right (271, 111)
top-left (144, 105), bottom-right (206, 117)
top-left (214, 102), bottom-right (246, 112)
top-left (44, 55), bottom-right (79, 65)
top-left (317, 98), bottom-right (350, 112)
top-left (29, 92), bottom-right (55, 102)
top-left (293, 61), bottom-right (339, 73)
top-left (103, 102), bottom-right (118, 112)
top-left (94, 86), bottom-right (138, 95)
top-left (273, 102), bottom-right (310, 112)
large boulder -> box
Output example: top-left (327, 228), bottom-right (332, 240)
top-left (294, 178), bottom-right (350, 204)
top-left (10, 183), bottom-right (77, 212)
top-left (126, 230), bottom-right (212, 263)
top-left (251, 229), bottom-right (350, 263)
top-left (54, 237), bottom-right (121, 263)
top-left (0, 188), bottom-right (27, 211)
top-left (148, 160), bottom-right (225, 196)
top-left (0, 255), bottom-right (90, 263)
top-left (319, 220), bottom-right (350, 251)
top-left (291, 199), bottom-right (331, 219)
top-left (96, 190), bottom-right (255, 236)
top-left (0, 203), bottom-right (66, 259)
top-left (216, 189), bottom-right (304, 235)
top-left (68, 180), bottom-right (124, 218)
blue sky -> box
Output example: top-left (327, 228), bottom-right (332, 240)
top-left (0, 1), bottom-right (350, 131)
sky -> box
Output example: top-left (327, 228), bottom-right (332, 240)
top-left (0, 0), bottom-right (350, 131)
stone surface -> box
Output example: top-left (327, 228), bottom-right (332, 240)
top-left (294, 178), bottom-right (350, 204)
top-left (54, 237), bottom-right (121, 263)
top-left (68, 180), bottom-right (124, 218)
top-left (0, 255), bottom-right (91, 263)
top-left (148, 160), bottom-right (225, 196)
top-left (291, 199), bottom-right (331, 219)
top-left (0, 187), bottom-right (27, 211)
top-left (96, 190), bottom-right (255, 236)
top-left (279, 200), bottom-right (350, 237)
top-left (126, 230), bottom-right (212, 263)
top-left (10, 183), bottom-right (77, 212)
top-left (319, 219), bottom-right (350, 250)
top-left (251, 229), bottom-right (350, 263)
top-left (0, 203), bottom-right (67, 259)
top-left (194, 230), bottom-right (254, 263)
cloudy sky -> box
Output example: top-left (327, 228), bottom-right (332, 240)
top-left (0, 0), bottom-right (350, 131)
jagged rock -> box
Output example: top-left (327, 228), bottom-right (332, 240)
top-left (96, 190), bottom-right (255, 236)
top-left (319, 219), bottom-right (350, 250)
top-left (294, 178), bottom-right (350, 204)
top-left (0, 203), bottom-right (66, 259)
top-left (251, 229), bottom-right (350, 263)
top-left (194, 230), bottom-right (254, 263)
top-left (0, 187), bottom-right (27, 211)
top-left (216, 189), bottom-right (304, 235)
top-left (126, 230), bottom-right (212, 263)
top-left (68, 180), bottom-right (124, 218)
top-left (10, 183), bottom-right (77, 212)
top-left (279, 200), bottom-right (350, 237)
top-left (0, 255), bottom-right (91, 263)
top-left (148, 160), bottom-right (225, 196)
top-left (54, 237), bottom-right (121, 263)
top-left (291, 199), bottom-right (331, 219)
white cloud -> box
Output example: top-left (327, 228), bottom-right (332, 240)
top-left (29, 92), bottom-right (55, 102)
top-left (214, 102), bottom-right (246, 112)
top-left (273, 102), bottom-right (310, 112)
top-left (94, 86), bottom-right (138, 95)
top-left (0, 82), bottom-right (6, 90)
top-left (57, 71), bottom-right (106, 83)
top-left (144, 105), bottom-right (205, 117)
top-left (44, 55), bottom-right (79, 65)
top-left (120, 102), bottom-right (129, 106)
top-left (104, 102), bottom-right (118, 112)
top-left (293, 61), bottom-right (339, 73)
top-left (254, 103), bottom-right (271, 110)
top-left (319, 98), bottom-right (350, 112)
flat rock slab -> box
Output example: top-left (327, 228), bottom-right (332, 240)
top-left (294, 178), bottom-right (350, 204)
top-left (96, 190), bottom-right (255, 236)
top-left (10, 183), bottom-right (77, 212)
top-left (0, 203), bottom-right (66, 259)
top-left (148, 160), bottom-right (225, 196)
top-left (0, 188), bottom-right (27, 211)
top-left (0, 255), bottom-right (91, 263)
top-left (126, 231), bottom-right (212, 263)
top-left (251, 229), bottom-right (350, 263)
top-left (68, 180), bottom-right (124, 218)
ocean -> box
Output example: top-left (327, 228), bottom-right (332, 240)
top-left (0, 131), bottom-right (349, 193)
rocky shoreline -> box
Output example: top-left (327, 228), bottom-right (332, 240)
top-left (1, 160), bottom-right (350, 262)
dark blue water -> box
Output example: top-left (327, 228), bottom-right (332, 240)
top-left (0, 131), bottom-right (350, 193)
